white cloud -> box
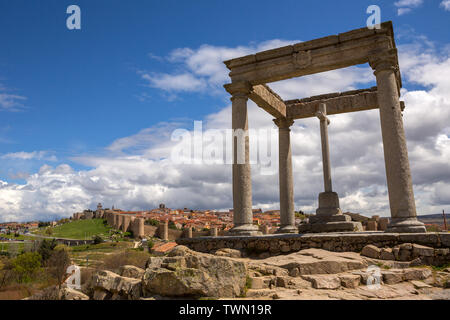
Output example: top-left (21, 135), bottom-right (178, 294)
top-left (440, 0), bottom-right (450, 11)
top-left (395, 0), bottom-right (424, 15)
top-left (1, 35), bottom-right (450, 222)
top-left (140, 40), bottom-right (300, 98)
top-left (1, 151), bottom-right (57, 162)
top-left (0, 93), bottom-right (26, 111)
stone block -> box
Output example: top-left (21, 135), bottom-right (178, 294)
top-left (403, 268), bottom-right (432, 281)
top-left (380, 248), bottom-right (395, 260)
top-left (412, 244), bottom-right (434, 257)
top-left (339, 274), bottom-right (360, 289)
top-left (361, 245), bottom-right (381, 259)
top-left (378, 218), bottom-right (389, 231)
top-left (365, 221), bottom-right (377, 231)
top-left (382, 270), bottom-right (403, 284)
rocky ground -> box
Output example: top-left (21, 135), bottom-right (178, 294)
top-left (25, 243), bottom-right (450, 300)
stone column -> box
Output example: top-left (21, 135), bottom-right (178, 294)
top-left (274, 118), bottom-right (297, 234)
top-left (225, 82), bottom-right (261, 236)
top-left (299, 103), bottom-right (362, 233)
top-left (210, 227), bottom-right (218, 237)
top-left (369, 49), bottom-right (426, 233)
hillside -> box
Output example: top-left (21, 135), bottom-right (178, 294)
top-left (34, 219), bottom-right (111, 240)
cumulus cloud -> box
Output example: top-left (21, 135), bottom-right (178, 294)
top-left (1, 35), bottom-right (450, 222)
top-left (139, 39), bottom-right (300, 98)
top-left (395, 0), bottom-right (424, 15)
top-left (440, 0), bottom-right (450, 11)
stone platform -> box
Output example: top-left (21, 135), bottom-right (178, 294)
top-left (176, 232), bottom-right (450, 255)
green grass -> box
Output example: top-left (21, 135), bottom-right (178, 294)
top-left (33, 219), bottom-right (111, 240)
top-left (0, 233), bottom-right (37, 241)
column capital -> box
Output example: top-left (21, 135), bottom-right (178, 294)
top-left (368, 49), bottom-right (399, 75)
top-left (224, 81), bottom-right (252, 98)
top-left (273, 118), bottom-right (294, 129)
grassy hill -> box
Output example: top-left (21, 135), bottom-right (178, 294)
top-left (34, 218), bottom-right (111, 240)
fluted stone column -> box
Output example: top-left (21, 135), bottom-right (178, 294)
top-left (225, 82), bottom-right (261, 236)
top-left (274, 118), bottom-right (297, 234)
top-left (370, 49), bottom-right (426, 233)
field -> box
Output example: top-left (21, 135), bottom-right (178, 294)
top-left (33, 219), bottom-right (111, 240)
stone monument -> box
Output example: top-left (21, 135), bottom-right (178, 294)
top-left (223, 21), bottom-right (426, 234)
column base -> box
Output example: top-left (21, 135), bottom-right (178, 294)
top-left (229, 224), bottom-right (262, 236)
top-left (275, 225), bottom-right (298, 234)
top-left (299, 220), bottom-right (363, 233)
top-left (385, 217), bottom-right (427, 233)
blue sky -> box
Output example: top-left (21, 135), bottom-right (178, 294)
top-left (0, 0), bottom-right (449, 221)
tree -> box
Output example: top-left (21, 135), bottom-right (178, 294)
top-left (92, 235), bottom-right (103, 245)
top-left (38, 239), bottom-right (57, 261)
top-left (45, 227), bottom-right (53, 235)
top-left (12, 252), bottom-right (42, 283)
top-left (47, 249), bottom-right (71, 288)
top-left (168, 220), bottom-right (177, 230)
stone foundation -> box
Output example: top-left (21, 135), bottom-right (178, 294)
top-left (176, 232), bottom-right (450, 256)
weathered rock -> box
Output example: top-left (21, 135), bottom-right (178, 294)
top-left (412, 244), bottom-right (434, 258)
top-left (214, 248), bottom-right (242, 258)
top-left (339, 274), bottom-right (361, 289)
top-left (25, 284), bottom-right (89, 300)
top-left (91, 270), bottom-right (142, 300)
top-left (143, 250), bottom-right (247, 298)
top-left (261, 248), bottom-right (367, 275)
top-left (118, 265), bottom-right (145, 279)
top-left (361, 245), bottom-right (381, 259)
top-left (301, 274), bottom-right (341, 289)
top-left (380, 248), bottom-right (395, 261)
top-left (411, 280), bottom-right (432, 289)
top-left (403, 268), bottom-right (432, 281)
top-left (250, 276), bottom-right (274, 289)
top-left (382, 270), bottom-right (404, 285)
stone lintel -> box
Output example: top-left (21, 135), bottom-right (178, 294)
top-left (285, 88), bottom-right (405, 119)
top-left (249, 84), bottom-right (287, 119)
top-left (223, 22), bottom-right (396, 85)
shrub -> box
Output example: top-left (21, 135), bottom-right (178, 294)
top-left (38, 239), bottom-right (57, 261)
top-left (145, 219), bottom-right (160, 226)
top-left (92, 235), bottom-right (103, 245)
top-left (46, 249), bottom-right (71, 288)
top-left (12, 252), bottom-right (42, 283)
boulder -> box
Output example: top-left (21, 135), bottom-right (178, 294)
top-left (119, 265), bottom-right (145, 279)
top-left (142, 249), bottom-right (247, 298)
top-left (90, 270), bottom-right (142, 300)
top-left (361, 245), bottom-right (381, 259)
